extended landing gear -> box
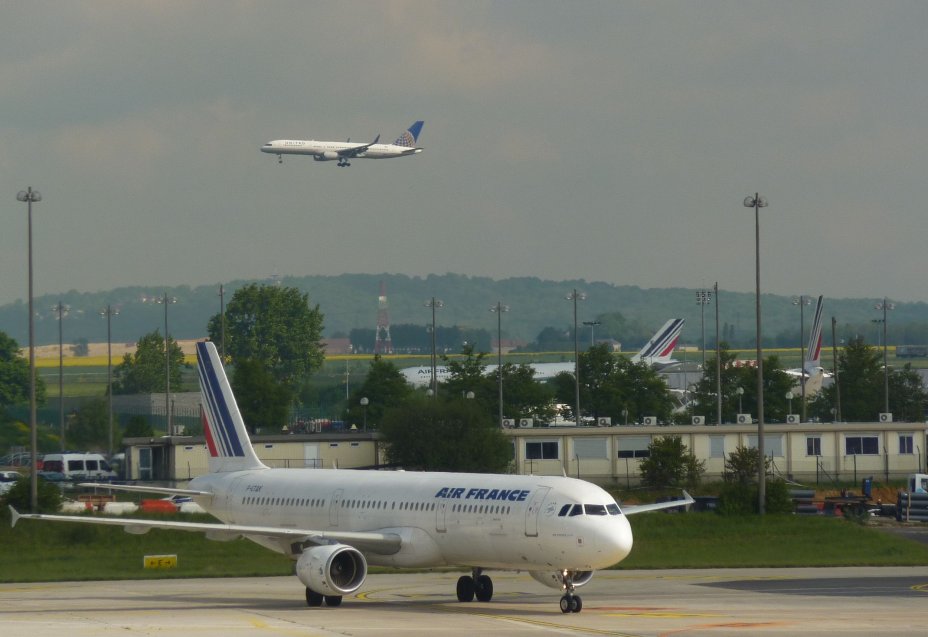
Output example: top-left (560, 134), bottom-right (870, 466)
top-left (337, 158), bottom-right (351, 167)
top-left (456, 568), bottom-right (493, 602)
top-left (277, 154), bottom-right (283, 164)
top-left (305, 588), bottom-right (342, 607)
top-left (558, 570), bottom-right (582, 613)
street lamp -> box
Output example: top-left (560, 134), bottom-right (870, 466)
top-left (217, 284), bottom-right (226, 360)
top-left (737, 386), bottom-right (744, 415)
top-left (875, 298), bottom-right (895, 415)
top-left (696, 289), bottom-right (712, 369)
top-left (17, 186), bottom-right (41, 512)
top-left (792, 295), bottom-right (812, 422)
top-left (424, 298), bottom-right (443, 396)
top-left (100, 305), bottom-right (119, 455)
top-left (713, 282), bottom-right (722, 427)
top-left (744, 192), bottom-right (768, 514)
top-left (490, 302), bottom-right (509, 427)
top-left (360, 397), bottom-right (368, 430)
top-left (566, 289), bottom-right (586, 426)
top-left (145, 293), bottom-right (178, 433)
top-left (786, 390), bottom-right (793, 417)
top-left (582, 320), bottom-right (601, 349)
top-left (51, 302), bottom-right (70, 450)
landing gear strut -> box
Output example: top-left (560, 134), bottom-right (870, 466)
top-left (456, 568), bottom-right (493, 602)
top-left (277, 154), bottom-right (282, 164)
top-left (305, 587), bottom-right (342, 607)
top-left (558, 570), bottom-right (582, 613)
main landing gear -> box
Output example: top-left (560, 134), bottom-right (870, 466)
top-left (558, 570), bottom-right (582, 613)
top-left (305, 588), bottom-right (342, 608)
top-left (456, 568), bottom-right (493, 602)
top-left (277, 154), bottom-right (283, 164)
top-left (337, 158), bottom-right (351, 167)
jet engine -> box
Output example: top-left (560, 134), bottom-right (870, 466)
top-left (314, 151), bottom-right (341, 161)
top-left (296, 544), bottom-right (367, 596)
top-left (529, 569), bottom-right (594, 590)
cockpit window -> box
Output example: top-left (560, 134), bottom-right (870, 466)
top-left (568, 504), bottom-right (583, 517)
top-left (607, 503), bottom-right (622, 515)
top-left (558, 504), bottom-right (571, 517)
top-left (584, 504), bottom-right (608, 516)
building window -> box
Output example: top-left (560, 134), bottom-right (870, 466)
top-left (525, 440), bottom-right (559, 460)
top-left (573, 437), bottom-right (608, 459)
top-left (710, 436), bottom-right (725, 459)
top-left (617, 435), bottom-right (651, 459)
top-left (806, 437), bottom-right (821, 457)
top-left (845, 435), bottom-right (879, 455)
top-left (745, 434), bottom-right (784, 457)
top-left (900, 434), bottom-right (914, 455)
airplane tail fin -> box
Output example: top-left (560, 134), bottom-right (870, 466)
top-left (805, 295), bottom-right (825, 370)
top-left (631, 318), bottom-right (685, 365)
top-left (196, 341), bottom-right (267, 473)
top-left (394, 121), bottom-right (424, 147)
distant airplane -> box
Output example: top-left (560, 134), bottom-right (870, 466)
top-left (261, 121), bottom-right (424, 167)
top-left (11, 341), bottom-right (692, 613)
top-left (785, 295), bottom-right (829, 394)
top-left (399, 318), bottom-right (686, 387)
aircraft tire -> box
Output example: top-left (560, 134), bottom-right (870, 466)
top-left (456, 575), bottom-right (475, 602)
top-left (560, 595), bottom-right (571, 613)
top-left (571, 596), bottom-right (583, 613)
top-left (474, 575), bottom-right (493, 602)
top-left (306, 588), bottom-right (324, 607)
top-left (324, 595), bottom-right (343, 607)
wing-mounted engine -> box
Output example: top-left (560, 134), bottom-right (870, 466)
top-left (529, 569), bottom-right (594, 590)
top-left (314, 151), bottom-right (340, 161)
top-left (296, 544), bottom-right (368, 596)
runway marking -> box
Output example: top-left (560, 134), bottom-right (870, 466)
top-left (912, 583), bottom-right (928, 593)
top-left (658, 621), bottom-right (791, 635)
top-left (444, 606), bottom-right (643, 637)
top-left (604, 610), bottom-right (722, 619)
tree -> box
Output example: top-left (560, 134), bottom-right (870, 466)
top-left (0, 330), bottom-right (46, 417)
top-left (67, 397), bottom-right (111, 451)
top-left (208, 283), bottom-right (325, 390)
top-left (723, 445), bottom-right (770, 485)
top-left (2, 475), bottom-right (62, 513)
top-left (690, 347), bottom-right (794, 423)
top-left (344, 356), bottom-right (413, 429)
top-left (809, 337), bottom-right (883, 421)
top-left (379, 396), bottom-right (511, 472)
top-left (71, 338), bottom-right (89, 357)
top-left (123, 415), bottom-right (154, 438)
top-left (112, 330), bottom-right (185, 395)
top-left (639, 436), bottom-right (704, 488)
top-left (232, 358), bottom-right (292, 433)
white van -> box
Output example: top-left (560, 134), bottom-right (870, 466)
top-left (41, 453), bottom-right (117, 481)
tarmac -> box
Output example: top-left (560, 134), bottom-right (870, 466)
top-left (1, 567), bottom-right (927, 637)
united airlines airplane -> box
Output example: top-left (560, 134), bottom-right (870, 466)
top-left (261, 121), bottom-right (424, 167)
top-left (10, 341), bottom-right (690, 614)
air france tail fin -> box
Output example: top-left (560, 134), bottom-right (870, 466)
top-left (196, 341), bottom-right (266, 473)
top-left (394, 120), bottom-right (424, 147)
top-left (805, 295), bottom-right (825, 370)
top-left (631, 318), bottom-right (685, 365)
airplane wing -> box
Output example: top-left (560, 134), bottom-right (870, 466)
top-left (337, 134), bottom-right (380, 158)
top-left (622, 491), bottom-right (694, 515)
top-left (9, 506), bottom-right (402, 555)
top-left (79, 482), bottom-right (213, 497)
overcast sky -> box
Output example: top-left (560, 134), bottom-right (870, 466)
top-left (3, 1), bottom-right (927, 308)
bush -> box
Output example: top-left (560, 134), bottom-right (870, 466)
top-left (1, 476), bottom-right (63, 514)
top-left (716, 478), bottom-right (794, 515)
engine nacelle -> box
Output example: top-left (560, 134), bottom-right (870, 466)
top-left (314, 151), bottom-right (340, 161)
top-left (529, 569), bottom-right (594, 590)
top-left (296, 544), bottom-right (367, 596)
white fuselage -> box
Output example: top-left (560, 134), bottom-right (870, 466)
top-left (189, 468), bottom-right (633, 571)
top-left (261, 140), bottom-right (421, 160)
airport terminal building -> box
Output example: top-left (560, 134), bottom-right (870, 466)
top-left (123, 419), bottom-right (927, 487)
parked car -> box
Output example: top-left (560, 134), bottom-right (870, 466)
top-left (0, 470), bottom-right (23, 495)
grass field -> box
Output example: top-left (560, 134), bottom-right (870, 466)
top-left (2, 508), bottom-right (927, 584)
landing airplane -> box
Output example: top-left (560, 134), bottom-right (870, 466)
top-left (399, 318), bottom-right (685, 387)
top-left (262, 121), bottom-right (424, 167)
top-left (785, 295), bottom-right (829, 395)
top-left (11, 341), bottom-right (691, 613)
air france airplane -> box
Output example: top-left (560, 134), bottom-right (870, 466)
top-left (262, 121), bottom-right (424, 167)
top-left (784, 295), bottom-right (829, 394)
top-left (10, 341), bottom-right (691, 614)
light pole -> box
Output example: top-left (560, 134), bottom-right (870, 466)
top-left (875, 298), bottom-right (894, 415)
top-left (737, 386), bottom-right (744, 414)
top-left (17, 186), bottom-right (41, 512)
top-left (147, 294), bottom-right (178, 433)
top-left (360, 397), bottom-right (368, 430)
top-left (51, 302), bottom-right (70, 450)
top-left (744, 192), bottom-right (768, 514)
top-left (582, 320), bottom-right (601, 349)
top-left (218, 284), bottom-right (226, 360)
top-left (424, 297), bottom-right (443, 397)
top-left (566, 289), bottom-right (586, 426)
top-left (696, 289), bottom-right (711, 369)
top-left (792, 295), bottom-right (811, 422)
top-left (101, 305), bottom-right (119, 455)
top-left (786, 391), bottom-right (793, 417)
top-left (714, 282), bottom-right (722, 426)
top-left (490, 302), bottom-right (509, 427)
top-left (831, 317), bottom-right (842, 422)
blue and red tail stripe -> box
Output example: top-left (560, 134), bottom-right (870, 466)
top-left (196, 341), bottom-right (245, 458)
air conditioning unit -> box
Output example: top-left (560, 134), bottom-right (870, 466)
top-left (692, 415), bottom-right (705, 425)
top-left (736, 413), bottom-right (752, 424)
top-left (518, 418), bottom-right (534, 428)
top-left (643, 416), bottom-right (657, 426)
top-left (879, 412), bottom-right (893, 423)
top-left (596, 417), bottom-right (611, 427)
top-left (501, 418), bottom-right (515, 428)
top-left (786, 414), bottom-right (800, 424)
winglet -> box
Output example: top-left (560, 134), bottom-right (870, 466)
top-left (9, 505), bottom-right (21, 528)
top-left (372, 134), bottom-right (380, 144)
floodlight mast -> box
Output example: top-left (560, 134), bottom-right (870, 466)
top-left (744, 193), bottom-right (768, 515)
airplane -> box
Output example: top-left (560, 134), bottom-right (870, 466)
top-left (10, 341), bottom-right (692, 614)
top-left (261, 121), bottom-right (424, 167)
top-left (399, 318), bottom-right (686, 387)
top-left (785, 295), bottom-right (829, 395)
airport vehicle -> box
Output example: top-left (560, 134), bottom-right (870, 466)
top-left (0, 470), bottom-right (21, 495)
top-left (399, 318), bottom-right (685, 387)
top-left (39, 453), bottom-right (116, 481)
top-left (262, 121), bottom-right (424, 166)
top-left (11, 341), bottom-right (691, 613)
top-left (784, 295), bottom-right (829, 395)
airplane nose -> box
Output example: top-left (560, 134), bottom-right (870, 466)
top-left (606, 516), bottom-right (634, 564)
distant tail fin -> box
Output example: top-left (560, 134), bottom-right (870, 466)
top-left (394, 120), bottom-right (424, 147)
top-left (805, 295), bottom-right (825, 369)
top-left (196, 341), bottom-right (266, 473)
top-left (631, 318), bottom-right (685, 365)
